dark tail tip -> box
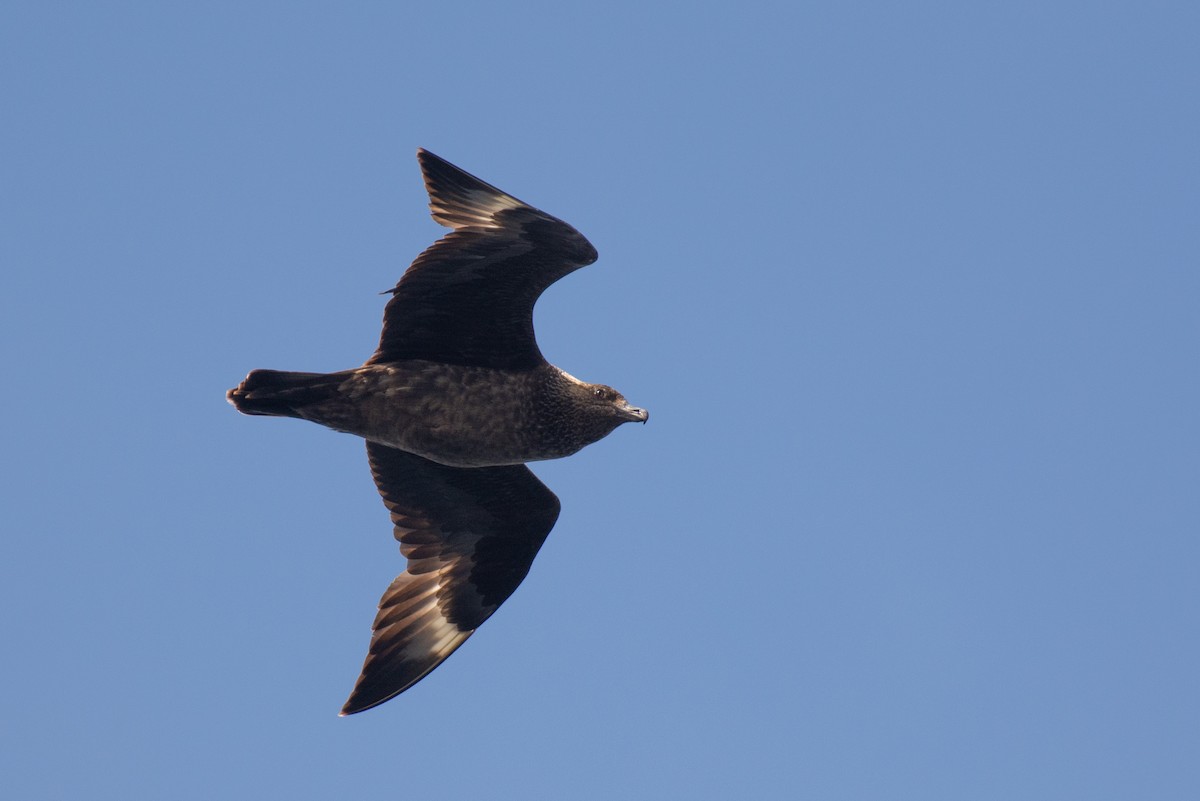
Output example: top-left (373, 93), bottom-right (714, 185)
top-left (227, 369), bottom-right (316, 417)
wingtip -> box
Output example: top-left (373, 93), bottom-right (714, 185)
top-left (416, 149), bottom-right (526, 230)
top-left (414, 146), bottom-right (436, 166)
top-left (338, 696), bottom-right (370, 716)
top-left (339, 686), bottom-right (401, 716)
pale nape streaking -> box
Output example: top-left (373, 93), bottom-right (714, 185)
top-left (227, 149), bottom-right (647, 715)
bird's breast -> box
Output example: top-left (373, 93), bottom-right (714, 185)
top-left (337, 362), bottom-right (574, 467)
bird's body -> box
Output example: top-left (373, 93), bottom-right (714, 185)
top-left (233, 360), bottom-right (634, 468)
top-left (228, 149), bottom-right (646, 714)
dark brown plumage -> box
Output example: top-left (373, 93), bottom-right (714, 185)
top-left (227, 149), bottom-right (647, 714)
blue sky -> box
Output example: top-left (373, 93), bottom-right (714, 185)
top-left (3, 2), bottom-right (1198, 798)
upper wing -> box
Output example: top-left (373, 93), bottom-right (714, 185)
top-left (367, 149), bottom-right (598, 371)
top-left (340, 441), bottom-right (561, 715)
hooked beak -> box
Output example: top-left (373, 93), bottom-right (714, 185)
top-left (619, 402), bottom-right (649, 424)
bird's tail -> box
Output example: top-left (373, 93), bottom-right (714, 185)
top-left (226, 369), bottom-right (345, 418)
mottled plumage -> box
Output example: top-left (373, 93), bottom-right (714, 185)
top-left (228, 149), bottom-right (646, 714)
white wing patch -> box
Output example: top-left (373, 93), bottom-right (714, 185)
top-left (428, 186), bottom-right (526, 231)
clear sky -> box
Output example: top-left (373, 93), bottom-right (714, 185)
top-left (3, 2), bottom-right (1198, 799)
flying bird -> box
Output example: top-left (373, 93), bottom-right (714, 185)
top-left (228, 149), bottom-right (647, 715)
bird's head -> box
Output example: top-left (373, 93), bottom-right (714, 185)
top-left (584, 383), bottom-right (649, 426)
top-left (549, 369), bottom-right (648, 450)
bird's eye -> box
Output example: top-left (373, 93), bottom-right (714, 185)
top-left (593, 388), bottom-right (605, 399)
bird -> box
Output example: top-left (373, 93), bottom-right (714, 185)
top-left (227, 149), bottom-right (647, 715)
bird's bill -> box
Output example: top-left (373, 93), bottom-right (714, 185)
top-left (618, 403), bottom-right (649, 424)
